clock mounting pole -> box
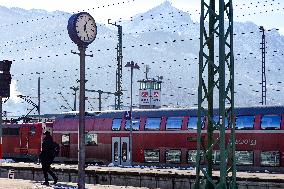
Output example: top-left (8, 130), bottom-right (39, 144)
top-left (71, 46), bottom-right (93, 189)
top-left (67, 12), bottom-right (97, 189)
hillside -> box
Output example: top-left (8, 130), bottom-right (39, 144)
top-left (0, 1), bottom-right (283, 116)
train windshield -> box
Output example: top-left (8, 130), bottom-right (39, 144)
top-left (3, 128), bottom-right (19, 135)
top-left (236, 116), bottom-right (254, 130)
top-left (166, 117), bottom-right (183, 130)
top-left (261, 115), bottom-right (281, 130)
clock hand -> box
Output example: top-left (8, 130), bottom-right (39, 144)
top-left (84, 21), bottom-right (87, 31)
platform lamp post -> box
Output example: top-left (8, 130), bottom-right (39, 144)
top-left (70, 86), bottom-right (79, 111)
top-left (67, 12), bottom-right (97, 189)
top-left (125, 61), bottom-right (140, 165)
top-left (35, 72), bottom-right (41, 122)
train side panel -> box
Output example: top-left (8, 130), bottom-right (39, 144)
top-left (52, 107), bottom-right (284, 172)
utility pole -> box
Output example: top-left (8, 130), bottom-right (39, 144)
top-left (86, 89), bottom-right (116, 111)
top-left (108, 19), bottom-right (123, 110)
top-left (196, 0), bottom-right (236, 189)
top-left (125, 61), bottom-right (140, 165)
top-left (70, 86), bottom-right (79, 111)
top-left (37, 74), bottom-right (41, 121)
top-left (259, 26), bottom-right (267, 105)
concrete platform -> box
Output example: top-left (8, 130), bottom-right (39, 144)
top-left (0, 178), bottom-right (150, 189)
top-left (0, 163), bottom-right (284, 189)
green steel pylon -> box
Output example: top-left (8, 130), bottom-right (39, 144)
top-left (195, 0), bottom-right (236, 189)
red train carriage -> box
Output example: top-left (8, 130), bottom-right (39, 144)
top-left (53, 106), bottom-right (284, 172)
top-left (2, 122), bottom-right (53, 161)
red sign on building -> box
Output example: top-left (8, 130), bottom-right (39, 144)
top-left (153, 91), bottom-right (159, 97)
top-left (141, 91), bottom-right (148, 97)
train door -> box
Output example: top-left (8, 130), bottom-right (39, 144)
top-left (111, 137), bottom-right (130, 166)
top-left (20, 127), bottom-right (29, 154)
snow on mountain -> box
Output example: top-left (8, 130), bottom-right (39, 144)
top-left (0, 2), bottom-right (283, 116)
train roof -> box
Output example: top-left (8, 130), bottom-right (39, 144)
top-left (57, 105), bottom-right (284, 119)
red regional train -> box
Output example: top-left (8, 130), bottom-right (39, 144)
top-left (1, 121), bottom-right (53, 161)
top-left (1, 106), bottom-right (284, 172)
top-left (52, 105), bottom-right (284, 172)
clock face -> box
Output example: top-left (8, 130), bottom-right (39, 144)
top-left (75, 13), bottom-right (97, 43)
top-left (67, 12), bottom-right (97, 46)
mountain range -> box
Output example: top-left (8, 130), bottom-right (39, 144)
top-left (0, 1), bottom-right (283, 116)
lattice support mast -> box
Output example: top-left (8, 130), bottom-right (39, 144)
top-left (108, 19), bottom-right (123, 110)
top-left (115, 25), bottom-right (123, 110)
top-left (196, 0), bottom-right (236, 188)
top-left (259, 26), bottom-right (267, 105)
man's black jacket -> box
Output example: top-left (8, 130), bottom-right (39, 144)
top-left (39, 135), bottom-right (54, 164)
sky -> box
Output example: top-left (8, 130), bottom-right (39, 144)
top-left (0, 0), bottom-right (283, 34)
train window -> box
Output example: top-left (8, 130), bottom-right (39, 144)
top-left (261, 151), bottom-right (280, 166)
top-left (144, 149), bottom-right (160, 163)
top-left (145, 118), bottom-right (161, 130)
top-left (85, 133), bottom-right (98, 146)
top-left (114, 142), bottom-right (119, 162)
top-left (166, 150), bottom-right (181, 163)
top-left (29, 126), bottom-right (36, 136)
top-left (212, 116), bottom-right (228, 128)
top-left (213, 116), bottom-right (219, 124)
top-left (112, 119), bottom-right (122, 130)
top-left (125, 118), bottom-right (140, 130)
top-left (121, 142), bottom-right (128, 162)
top-left (61, 134), bottom-right (70, 146)
top-left (166, 117), bottom-right (183, 130)
top-left (188, 117), bottom-right (197, 129)
top-left (235, 116), bottom-right (254, 130)
top-left (213, 151), bottom-right (220, 164)
top-left (188, 117), bottom-right (205, 129)
top-left (3, 128), bottom-right (19, 136)
top-left (236, 151), bottom-right (253, 165)
top-left (187, 150), bottom-right (204, 163)
top-left (261, 115), bottom-right (281, 130)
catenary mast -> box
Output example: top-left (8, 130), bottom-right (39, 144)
top-left (196, 0), bottom-right (236, 188)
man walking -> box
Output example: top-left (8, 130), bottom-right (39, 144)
top-left (39, 131), bottom-right (58, 186)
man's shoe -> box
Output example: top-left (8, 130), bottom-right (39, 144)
top-left (41, 182), bottom-right (49, 186)
top-left (53, 177), bottom-right (58, 185)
